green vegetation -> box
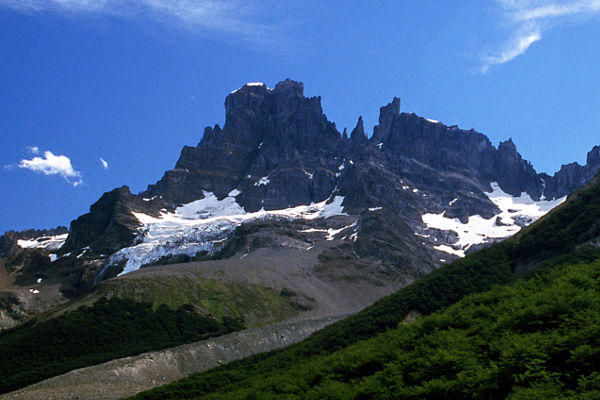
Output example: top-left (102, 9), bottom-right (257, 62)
top-left (94, 276), bottom-right (307, 327)
top-left (134, 258), bottom-right (600, 399)
top-left (0, 297), bottom-right (243, 394)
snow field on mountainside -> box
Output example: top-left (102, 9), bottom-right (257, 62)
top-left (17, 233), bottom-right (68, 252)
top-left (422, 183), bottom-right (566, 257)
top-left (112, 192), bottom-right (347, 275)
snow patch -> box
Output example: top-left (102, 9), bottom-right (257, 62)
top-left (449, 198), bottom-right (458, 206)
top-left (176, 191), bottom-right (245, 220)
top-left (422, 182), bottom-right (566, 257)
top-left (426, 118), bottom-right (440, 124)
top-left (302, 221), bottom-right (356, 241)
top-left (254, 176), bottom-right (270, 186)
top-left (376, 143), bottom-right (383, 149)
top-left (368, 207), bottom-right (382, 211)
top-left (18, 233), bottom-right (68, 251)
top-left (76, 246), bottom-right (91, 259)
top-left (228, 189), bottom-right (241, 197)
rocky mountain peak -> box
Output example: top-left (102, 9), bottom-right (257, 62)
top-left (63, 80), bottom-right (600, 279)
top-left (494, 138), bottom-right (542, 198)
top-left (372, 97), bottom-right (401, 142)
top-left (587, 145), bottom-right (600, 166)
top-left (63, 186), bottom-right (147, 254)
top-left (379, 97), bottom-right (401, 124)
top-left (144, 79), bottom-right (342, 209)
top-left (273, 78), bottom-right (304, 97)
top-left (350, 116), bottom-right (367, 145)
top-left (498, 138), bottom-right (517, 153)
top-left (538, 145), bottom-right (600, 200)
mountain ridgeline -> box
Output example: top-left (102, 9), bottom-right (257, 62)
top-left (2, 80), bottom-right (600, 332)
top-left (68, 80), bottom-right (600, 254)
top-left (144, 80), bottom-right (599, 209)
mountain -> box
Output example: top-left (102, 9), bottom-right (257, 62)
top-left (130, 166), bottom-right (600, 400)
top-left (2, 80), bottom-right (600, 398)
top-left (1, 79), bottom-right (599, 333)
top-left (4, 169), bottom-right (600, 399)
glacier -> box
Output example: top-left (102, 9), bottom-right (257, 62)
top-left (111, 193), bottom-right (347, 276)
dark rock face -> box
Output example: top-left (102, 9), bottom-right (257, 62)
top-left (144, 80), bottom-right (343, 211)
top-left (62, 186), bottom-right (149, 254)
top-left (494, 139), bottom-right (543, 198)
top-left (143, 85), bottom-right (556, 224)
top-left (540, 146), bottom-right (600, 199)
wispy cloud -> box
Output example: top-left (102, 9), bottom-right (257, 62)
top-left (99, 157), bottom-right (108, 169)
top-left (26, 145), bottom-right (39, 154)
top-left (18, 150), bottom-right (83, 186)
top-left (482, 0), bottom-right (600, 72)
top-left (0, 0), bottom-right (279, 44)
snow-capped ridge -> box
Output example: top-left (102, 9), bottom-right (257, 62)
top-left (230, 82), bottom-right (267, 94)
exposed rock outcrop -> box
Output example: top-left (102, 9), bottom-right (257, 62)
top-left (540, 146), bottom-right (600, 199)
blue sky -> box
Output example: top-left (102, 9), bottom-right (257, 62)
top-left (1, 0), bottom-right (600, 233)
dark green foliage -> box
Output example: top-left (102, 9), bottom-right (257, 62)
top-left (0, 297), bottom-right (244, 394)
top-left (133, 259), bottom-right (600, 399)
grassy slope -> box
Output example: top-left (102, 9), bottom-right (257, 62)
top-left (130, 175), bottom-right (600, 399)
top-left (94, 276), bottom-right (303, 327)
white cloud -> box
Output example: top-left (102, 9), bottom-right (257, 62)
top-left (482, 0), bottom-right (600, 71)
top-left (26, 145), bottom-right (39, 154)
top-left (99, 157), bottom-right (108, 169)
top-left (18, 150), bottom-right (83, 186)
top-left (482, 29), bottom-right (542, 72)
top-left (0, 0), bottom-right (279, 44)
top-left (508, 0), bottom-right (600, 21)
